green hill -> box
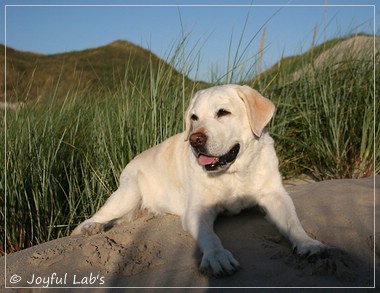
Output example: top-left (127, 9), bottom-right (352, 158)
top-left (2, 34), bottom-right (377, 105)
top-left (249, 34), bottom-right (379, 87)
top-left (249, 33), bottom-right (379, 181)
top-left (1, 40), bottom-right (200, 103)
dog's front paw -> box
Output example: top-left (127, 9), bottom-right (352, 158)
top-left (199, 248), bottom-right (240, 277)
top-left (293, 238), bottom-right (329, 262)
top-left (71, 221), bottom-right (105, 236)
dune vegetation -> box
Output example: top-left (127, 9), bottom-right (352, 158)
top-left (1, 33), bottom-right (378, 254)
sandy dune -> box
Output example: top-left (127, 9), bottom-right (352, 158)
top-left (1, 176), bottom-right (378, 291)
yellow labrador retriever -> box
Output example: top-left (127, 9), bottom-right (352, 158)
top-left (72, 84), bottom-right (326, 276)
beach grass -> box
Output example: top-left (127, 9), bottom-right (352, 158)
top-left (1, 33), bottom-right (378, 254)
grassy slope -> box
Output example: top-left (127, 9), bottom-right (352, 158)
top-left (251, 34), bottom-right (379, 180)
top-left (249, 34), bottom-right (376, 87)
top-left (1, 40), bottom-right (202, 103)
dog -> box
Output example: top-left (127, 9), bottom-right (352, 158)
top-left (72, 84), bottom-right (327, 277)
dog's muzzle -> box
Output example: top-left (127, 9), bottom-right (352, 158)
top-left (189, 132), bottom-right (240, 171)
top-left (202, 144), bottom-right (240, 171)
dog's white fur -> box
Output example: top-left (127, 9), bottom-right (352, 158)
top-left (72, 84), bottom-right (326, 276)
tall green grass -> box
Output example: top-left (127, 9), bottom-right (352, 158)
top-left (2, 54), bottom-right (200, 254)
top-left (1, 34), bottom-right (378, 255)
top-left (260, 36), bottom-right (379, 180)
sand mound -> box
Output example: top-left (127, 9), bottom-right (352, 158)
top-left (1, 176), bottom-right (378, 290)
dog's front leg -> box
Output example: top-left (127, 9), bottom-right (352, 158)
top-left (258, 189), bottom-right (327, 257)
top-left (182, 207), bottom-right (240, 277)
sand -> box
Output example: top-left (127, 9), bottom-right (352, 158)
top-left (1, 176), bottom-right (378, 291)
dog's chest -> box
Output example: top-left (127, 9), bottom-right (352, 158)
top-left (220, 194), bottom-right (255, 215)
top-left (210, 176), bottom-right (257, 214)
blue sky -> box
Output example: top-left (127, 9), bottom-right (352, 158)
top-left (2, 0), bottom-right (378, 82)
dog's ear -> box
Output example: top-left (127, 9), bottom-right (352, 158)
top-left (237, 85), bottom-right (276, 138)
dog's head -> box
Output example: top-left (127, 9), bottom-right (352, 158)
top-left (184, 84), bottom-right (275, 172)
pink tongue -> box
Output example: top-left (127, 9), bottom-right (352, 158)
top-left (198, 154), bottom-right (219, 166)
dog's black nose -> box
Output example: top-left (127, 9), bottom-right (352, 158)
top-left (189, 132), bottom-right (207, 147)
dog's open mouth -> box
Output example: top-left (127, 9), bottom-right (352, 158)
top-left (196, 144), bottom-right (240, 171)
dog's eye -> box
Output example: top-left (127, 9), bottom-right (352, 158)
top-left (190, 114), bottom-right (199, 121)
top-left (216, 109), bottom-right (231, 118)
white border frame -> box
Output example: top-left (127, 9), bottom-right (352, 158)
top-left (3, 3), bottom-right (377, 290)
